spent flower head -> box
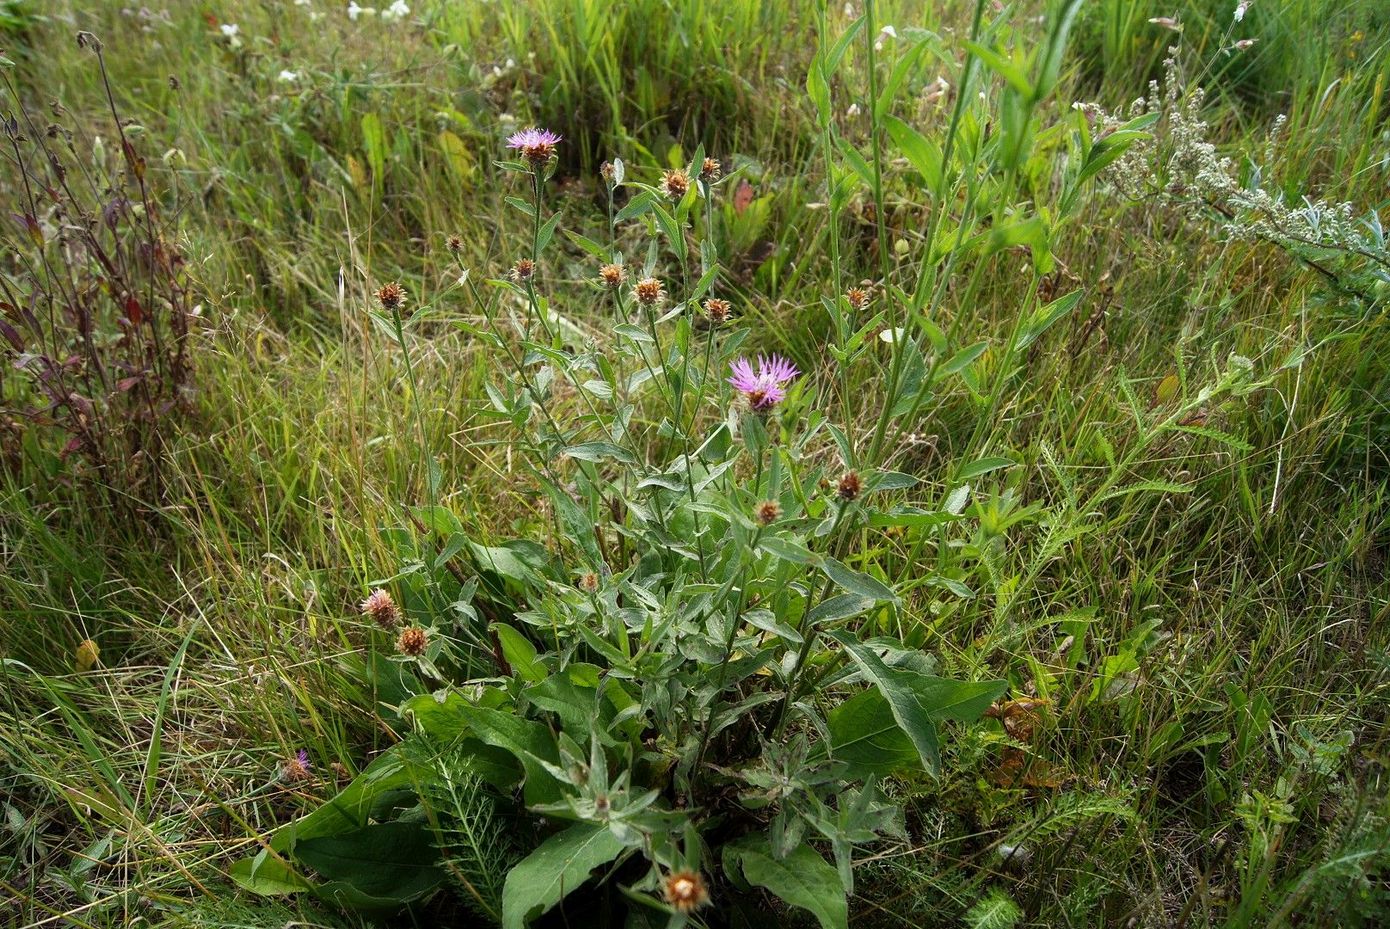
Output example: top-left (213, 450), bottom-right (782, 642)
top-left (661, 168), bottom-right (691, 201)
top-left (756, 500), bottom-right (782, 525)
top-left (396, 625), bottom-right (429, 657)
top-left (663, 870), bottom-right (710, 913)
top-left (837, 470), bottom-right (862, 502)
top-left (282, 749), bottom-right (311, 782)
top-left (699, 157), bottom-right (722, 184)
top-left (360, 588), bottom-right (401, 629)
top-left (634, 277), bottom-right (665, 307)
top-left (599, 263), bottom-right (627, 289)
top-left (376, 281), bottom-right (407, 313)
top-left (702, 297), bottom-right (731, 325)
top-left (506, 127), bottom-right (562, 166)
top-left (728, 354), bottom-right (799, 412)
top-left (510, 258), bottom-right (536, 282)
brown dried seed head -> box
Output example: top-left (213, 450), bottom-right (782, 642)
top-left (699, 157), bottom-right (722, 183)
top-left (579, 572), bottom-right (599, 593)
top-left (756, 500), bottom-right (782, 526)
top-left (837, 470), bottom-right (862, 502)
top-left (376, 281), bottom-right (407, 312)
top-left (702, 297), bottom-right (731, 324)
top-left (599, 263), bottom-right (627, 289)
top-left (510, 258), bottom-right (536, 282)
top-left (663, 870), bottom-right (710, 913)
top-left (634, 277), bottom-right (665, 307)
top-left (661, 168), bottom-right (691, 200)
top-left (845, 287), bottom-right (870, 311)
top-left (396, 625), bottom-right (429, 657)
top-left (446, 234), bottom-right (463, 253)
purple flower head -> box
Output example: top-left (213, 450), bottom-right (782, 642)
top-left (728, 353), bottom-right (799, 412)
top-left (283, 749), bottom-right (311, 782)
top-left (506, 127), bottom-right (562, 165)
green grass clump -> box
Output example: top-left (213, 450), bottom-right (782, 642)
top-left (2, 0), bottom-right (1388, 927)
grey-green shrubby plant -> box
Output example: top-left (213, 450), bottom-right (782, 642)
top-left (1074, 52), bottom-right (1390, 308)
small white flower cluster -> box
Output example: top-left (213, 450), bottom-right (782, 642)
top-left (219, 22), bottom-right (242, 48)
top-left (1075, 55), bottom-right (1382, 270)
top-left (348, 0), bottom-right (409, 20)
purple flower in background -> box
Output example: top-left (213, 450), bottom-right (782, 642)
top-left (506, 127), bottom-right (562, 165)
top-left (728, 354), bottom-right (799, 412)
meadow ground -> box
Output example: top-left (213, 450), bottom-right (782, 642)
top-left (1, 0), bottom-right (1389, 927)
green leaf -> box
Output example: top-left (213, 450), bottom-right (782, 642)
top-left (806, 593), bottom-right (876, 627)
top-left (725, 837), bottom-right (848, 929)
top-left (563, 441), bottom-right (638, 465)
top-left (502, 823), bottom-right (627, 929)
top-left (827, 689), bottom-right (920, 775)
top-left (822, 557), bottom-right (898, 604)
top-left (825, 631), bottom-right (941, 770)
top-left (956, 456), bottom-right (1015, 481)
top-left (1017, 289), bottom-right (1083, 351)
top-left (964, 887), bottom-right (1024, 929)
top-left (229, 852), bottom-right (313, 896)
top-left (277, 746), bottom-right (414, 849)
top-left (461, 707), bottom-right (566, 806)
top-left (495, 623), bottom-right (545, 683)
top-left (540, 481), bottom-right (603, 569)
top-left (760, 536), bottom-right (822, 566)
top-left (828, 674), bottom-right (1004, 775)
top-left (295, 821), bottom-right (445, 906)
top-left (536, 212), bottom-right (562, 255)
top-left (883, 115), bottom-right (943, 191)
top-left (934, 341), bottom-right (988, 381)
top-left (807, 60), bottom-right (832, 126)
top-left (964, 42), bottom-right (1033, 97)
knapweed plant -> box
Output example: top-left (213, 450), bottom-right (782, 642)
top-left (229, 4), bottom-right (1141, 925)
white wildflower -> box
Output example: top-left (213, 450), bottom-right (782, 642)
top-left (278, 70), bottom-right (299, 82)
top-left (219, 23), bottom-right (239, 37)
top-left (1234, 1), bottom-right (1250, 22)
top-left (382, 0), bottom-right (409, 19)
top-left (846, 102), bottom-right (861, 118)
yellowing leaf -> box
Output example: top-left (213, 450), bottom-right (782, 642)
top-left (346, 154), bottom-right (367, 190)
top-left (437, 130), bottom-right (474, 188)
top-left (1156, 373), bottom-right (1179, 405)
top-left (75, 638), bottom-right (100, 672)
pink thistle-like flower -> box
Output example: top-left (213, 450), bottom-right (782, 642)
top-left (283, 749), bottom-right (311, 782)
top-left (506, 127), bottom-right (562, 165)
top-left (728, 354), bottom-right (799, 412)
